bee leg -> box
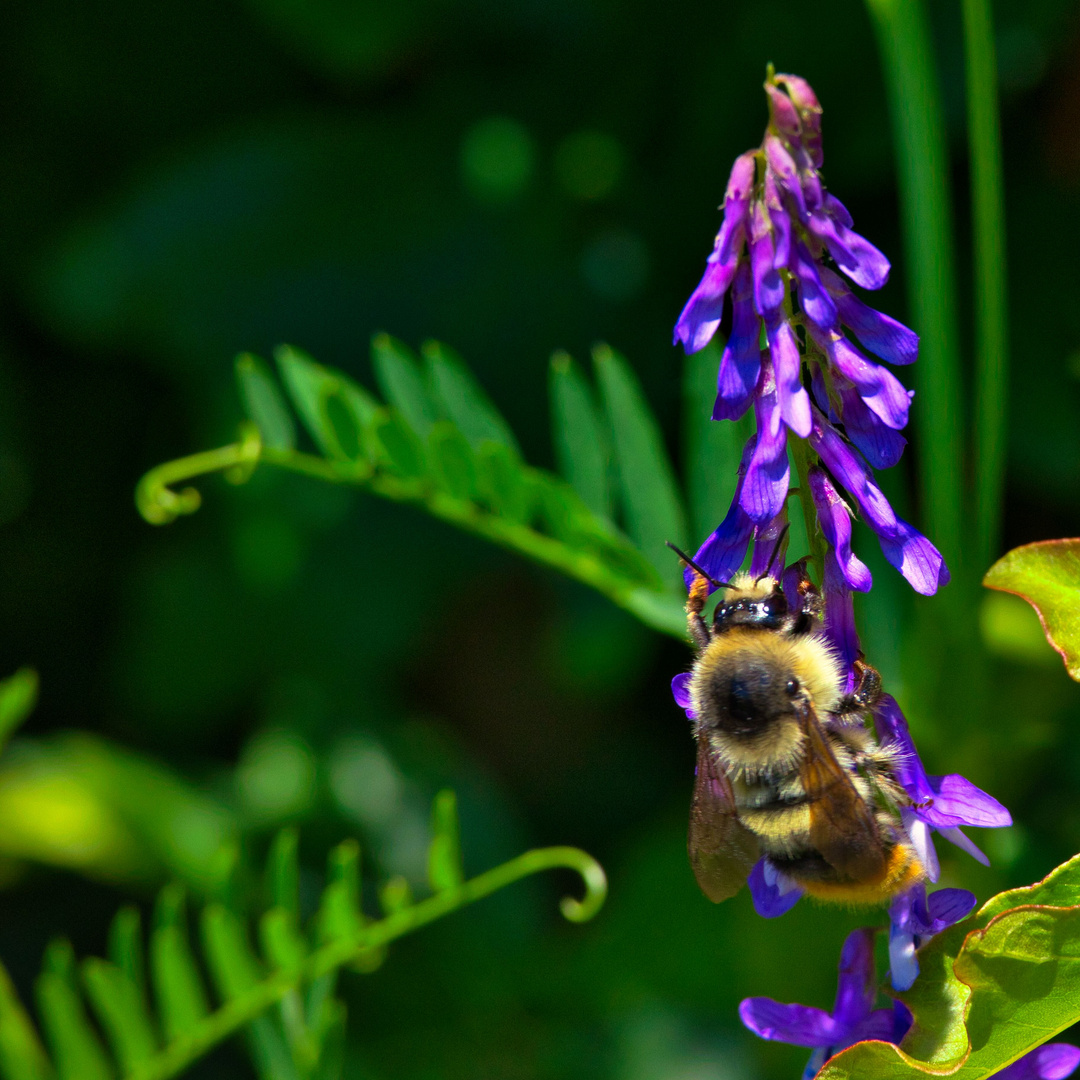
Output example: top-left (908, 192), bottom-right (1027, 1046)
top-left (834, 657), bottom-right (883, 721)
top-left (686, 571), bottom-right (712, 650)
top-left (789, 558), bottom-right (825, 635)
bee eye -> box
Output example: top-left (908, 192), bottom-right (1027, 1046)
top-left (785, 678), bottom-right (800, 697)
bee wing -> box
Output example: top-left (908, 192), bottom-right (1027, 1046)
top-left (798, 702), bottom-right (887, 881)
top-left (688, 733), bottom-right (759, 902)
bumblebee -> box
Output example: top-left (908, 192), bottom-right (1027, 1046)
top-left (673, 548), bottom-right (924, 905)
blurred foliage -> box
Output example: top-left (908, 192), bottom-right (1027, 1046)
top-left (3, 0), bottom-right (1080, 1076)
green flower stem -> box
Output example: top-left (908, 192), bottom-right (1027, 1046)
top-left (126, 846), bottom-right (606, 1080)
top-left (963, 0), bottom-right (1009, 572)
top-left (137, 437), bottom-right (688, 640)
top-left (790, 438), bottom-right (825, 584)
top-left (864, 0), bottom-right (965, 573)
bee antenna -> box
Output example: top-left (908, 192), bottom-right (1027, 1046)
top-left (665, 541), bottom-right (731, 590)
top-left (755, 523), bottom-right (791, 584)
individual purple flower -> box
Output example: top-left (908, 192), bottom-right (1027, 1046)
top-left (748, 857), bottom-right (803, 918)
top-left (671, 672), bottom-right (695, 721)
top-left (809, 467), bottom-right (871, 593)
top-left (997, 1046), bottom-right (1080, 1080)
top-left (713, 262), bottom-right (760, 421)
top-left (742, 354), bottom-right (791, 522)
top-left (740, 928), bottom-right (912, 1079)
top-left (874, 694), bottom-right (1012, 879)
top-left (887, 883), bottom-right (978, 991)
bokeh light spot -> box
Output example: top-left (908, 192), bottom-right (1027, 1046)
top-left (555, 130), bottom-right (625, 200)
top-left (460, 117), bottom-right (535, 203)
top-left (236, 730), bottom-right (316, 821)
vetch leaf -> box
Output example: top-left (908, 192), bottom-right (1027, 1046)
top-left (236, 354), bottom-right (296, 452)
top-left (0, 669), bottom-right (38, 755)
top-left (550, 350), bottom-right (612, 520)
top-left (151, 886), bottom-right (209, 1042)
top-left (422, 340), bottom-right (519, 455)
top-left (984, 540), bottom-right (1080, 679)
top-left (475, 442), bottom-right (530, 523)
top-left (266, 829), bottom-right (300, 920)
top-left (80, 959), bottom-right (158, 1072)
top-left (0, 956), bottom-right (52, 1080)
top-left (370, 409), bottom-right (427, 479)
top-left (36, 940), bottom-right (111, 1080)
top-left (201, 905), bottom-right (262, 1000)
top-left (379, 876), bottom-right (412, 916)
top-left (259, 908), bottom-right (307, 975)
top-left (427, 789), bottom-right (463, 892)
top-left (107, 906), bottom-right (146, 1006)
top-left (428, 423), bottom-right (477, 500)
top-left (593, 344), bottom-right (688, 589)
top-left (371, 334), bottom-right (438, 437)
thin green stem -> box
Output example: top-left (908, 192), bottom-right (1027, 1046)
top-left (790, 438), bottom-right (825, 584)
top-left (864, 0), bottom-right (965, 573)
top-left (127, 846), bottom-right (605, 1080)
top-left (138, 440), bottom-right (688, 640)
top-left (963, 0), bottom-right (1009, 572)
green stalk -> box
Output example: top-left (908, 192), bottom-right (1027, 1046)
top-left (963, 0), bottom-right (1009, 572)
top-left (864, 0), bottom-right (965, 573)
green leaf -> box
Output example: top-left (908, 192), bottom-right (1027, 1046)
top-left (107, 906), bottom-right (146, 1005)
top-left (0, 668), bottom-right (38, 754)
top-left (983, 539), bottom-right (1080, 679)
top-left (0, 957), bottom-right (52, 1080)
top-left (682, 341), bottom-right (747, 544)
top-left (275, 344), bottom-right (377, 463)
top-left (549, 350), bottom-right (612, 520)
top-left (80, 960), bottom-right (157, 1072)
top-left (427, 789), bottom-right (464, 892)
top-left (266, 829), bottom-right (300, 920)
top-left (371, 334), bottom-right (438, 437)
top-left (236, 354), bottom-right (296, 452)
top-left (151, 886), bottom-right (209, 1042)
top-left (422, 339), bottom-right (519, 455)
top-left (593, 343), bottom-right (688, 589)
top-left (428, 423), bottom-right (477, 500)
top-left (201, 905), bottom-right (262, 1000)
top-left (259, 909), bottom-right (307, 975)
top-left (475, 442), bottom-right (530, 523)
top-left (36, 941), bottom-right (111, 1080)
top-left (379, 876), bottom-right (412, 916)
top-left (316, 842), bottom-right (363, 944)
top-left (370, 409), bottom-right (428, 479)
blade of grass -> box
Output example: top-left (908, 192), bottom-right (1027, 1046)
top-left (864, 0), bottom-right (964, 576)
top-left (963, 0), bottom-right (1009, 573)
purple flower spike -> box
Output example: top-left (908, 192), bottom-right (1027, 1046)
top-left (741, 928), bottom-right (912, 1076)
top-left (671, 672), bottom-right (695, 720)
top-left (997, 1045), bottom-right (1080, 1080)
top-left (750, 201), bottom-right (785, 314)
top-left (888, 884), bottom-right (977, 991)
top-left (810, 467), bottom-right (872, 593)
top-left (713, 262), bottom-right (761, 421)
top-left (748, 858), bottom-right (803, 917)
top-left (741, 355), bottom-right (791, 522)
top-left (820, 266), bottom-right (919, 365)
top-left (878, 518), bottom-right (950, 596)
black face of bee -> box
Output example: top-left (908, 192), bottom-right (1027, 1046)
top-left (702, 654), bottom-right (801, 737)
top-left (713, 586), bottom-right (789, 634)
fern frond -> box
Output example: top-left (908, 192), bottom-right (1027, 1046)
top-left (136, 338), bottom-right (695, 638)
top-left (0, 790), bottom-right (606, 1080)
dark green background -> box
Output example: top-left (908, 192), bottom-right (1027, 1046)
top-left (2, 0), bottom-right (1080, 1076)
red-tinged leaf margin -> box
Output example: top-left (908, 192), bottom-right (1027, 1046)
top-left (983, 539), bottom-right (1080, 680)
top-left (817, 856), bottom-right (1080, 1080)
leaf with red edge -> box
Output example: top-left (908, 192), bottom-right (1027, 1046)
top-left (983, 540), bottom-right (1080, 680)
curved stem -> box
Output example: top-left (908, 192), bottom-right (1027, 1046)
top-left (963, 0), bottom-right (1009, 572)
top-left (127, 846), bottom-right (606, 1080)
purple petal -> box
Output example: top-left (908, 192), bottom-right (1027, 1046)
top-left (674, 251), bottom-right (743, 353)
top-left (809, 408), bottom-right (898, 536)
top-left (749, 857), bottom-right (803, 917)
top-left (764, 134), bottom-right (807, 219)
top-left (767, 316), bottom-right (812, 437)
top-left (921, 774), bottom-right (1012, 829)
top-left (822, 560), bottom-right (861, 677)
top-left (739, 998), bottom-right (837, 1048)
top-left (713, 262), bottom-right (761, 421)
top-left (792, 241), bottom-right (838, 329)
top-left (874, 695), bottom-right (934, 804)
top-left (837, 384), bottom-right (907, 470)
top-left (671, 673), bottom-right (695, 719)
top-left (809, 327), bottom-right (911, 431)
top-left (763, 171), bottom-right (792, 269)
top-left (902, 812), bottom-right (940, 883)
top-left (774, 74), bottom-right (823, 167)
top-left (833, 929), bottom-right (877, 1029)
top-left (810, 467), bottom-right (872, 593)
top-left (806, 198), bottom-right (889, 290)
top-left (997, 1045), bottom-right (1080, 1080)
top-left (820, 266), bottom-right (918, 365)
top-left (765, 83), bottom-right (802, 140)
top-left (888, 928), bottom-right (918, 992)
top-left (936, 826), bottom-right (990, 866)
top-left (751, 201), bottom-right (785, 313)
top-left (878, 517), bottom-right (950, 596)
top-left (750, 513), bottom-right (790, 579)
top-left (716, 151), bottom-right (758, 262)
top-left (685, 439), bottom-right (756, 591)
top-left (924, 887), bottom-right (977, 933)
top-left (846, 1009), bottom-right (901, 1047)
top-left (741, 355), bottom-right (791, 523)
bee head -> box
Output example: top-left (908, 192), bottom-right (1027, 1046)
top-left (699, 649), bottom-right (803, 739)
top-left (712, 575), bottom-right (789, 634)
